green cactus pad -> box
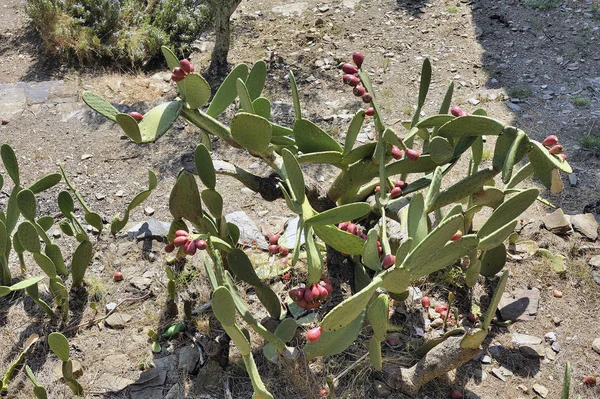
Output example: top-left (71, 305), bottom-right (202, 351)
top-left (184, 73), bottom-right (211, 109)
top-left (304, 227), bottom-right (323, 285)
top-left (436, 115), bottom-right (505, 138)
top-left (26, 284), bottom-right (54, 317)
top-left (294, 119), bottom-right (342, 154)
top-left (305, 203), bottom-right (371, 226)
top-left (169, 171), bottom-right (203, 223)
top-left (480, 243), bottom-right (507, 277)
top-left (429, 168), bottom-right (498, 211)
top-left (212, 286), bottom-right (238, 326)
top-left (7, 276), bottom-right (45, 292)
top-left (320, 277), bottom-right (382, 332)
top-left (274, 318), bottom-right (298, 342)
top-left (116, 113), bottom-right (142, 143)
top-left (253, 97), bottom-right (271, 120)
top-left (417, 58), bottom-right (432, 108)
top-left (82, 92), bottom-right (120, 122)
top-left (343, 111), bottom-right (366, 156)
top-left (478, 219), bottom-right (518, 251)
top-left (305, 311), bottom-right (365, 359)
top-left (18, 221), bottom-right (40, 253)
top-left (255, 284), bottom-right (282, 320)
top-left (415, 114), bottom-right (454, 129)
top-left (408, 193), bottom-right (428, 248)
top-left (482, 270), bottom-right (508, 330)
top-left (282, 149), bottom-right (306, 204)
top-left (201, 189), bottom-right (223, 219)
top-left (367, 294), bottom-right (389, 342)
top-left (478, 188), bottom-right (538, 238)
top-left (289, 71), bottom-right (302, 121)
top-left (492, 126), bottom-right (518, 171)
top-left (71, 240), bottom-right (93, 287)
top-left (368, 335), bottom-right (383, 371)
top-left (380, 265), bottom-right (411, 293)
top-left (385, 154), bottom-right (438, 175)
top-left (57, 191), bottom-right (75, 216)
top-left (395, 238), bottom-right (413, 265)
top-left (242, 353), bottom-right (274, 399)
top-left (472, 187), bottom-right (505, 208)
top-left (28, 173), bottom-right (61, 194)
top-left (530, 140), bottom-right (572, 174)
top-left (160, 46), bottom-right (186, 98)
top-left (428, 136), bottom-right (455, 164)
top-left (207, 63), bottom-right (249, 117)
top-left (84, 211), bottom-right (103, 234)
top-left (506, 162), bottom-right (534, 189)
top-left (1, 144), bottom-right (19, 186)
top-left (561, 361), bottom-right (571, 399)
top-left (424, 166), bottom-right (443, 213)
top-left (410, 234), bottom-right (479, 279)
top-left (296, 151), bottom-right (343, 165)
top-left (236, 78), bottom-right (255, 113)
top-left (362, 228), bottom-right (382, 271)
top-left (137, 101), bottom-right (182, 143)
top-left (501, 129), bottom-right (529, 183)
top-left (194, 144), bottom-right (216, 189)
top-left (48, 332), bottom-right (70, 362)
top-left (231, 112), bottom-right (272, 154)
top-left (36, 216), bottom-right (54, 231)
top-left (34, 253), bottom-right (57, 278)
top-left (313, 224), bottom-right (366, 255)
top-left (246, 60), bottom-right (267, 100)
top-left (17, 189), bottom-right (37, 221)
top-left (227, 249), bottom-right (262, 286)
top-left (343, 142), bottom-right (377, 164)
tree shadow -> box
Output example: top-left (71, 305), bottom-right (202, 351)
top-left (394, 0), bottom-right (434, 17)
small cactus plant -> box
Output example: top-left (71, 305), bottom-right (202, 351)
top-left (48, 332), bottom-right (83, 395)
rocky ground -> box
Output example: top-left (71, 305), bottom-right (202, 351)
top-left (1, 0), bottom-right (600, 398)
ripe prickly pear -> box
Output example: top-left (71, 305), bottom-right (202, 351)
top-left (362, 93), bottom-right (373, 103)
top-left (559, 153), bottom-right (567, 161)
top-left (184, 240), bottom-right (197, 255)
top-left (347, 223), bottom-right (358, 235)
top-left (173, 236), bottom-right (188, 247)
top-left (394, 180), bottom-right (406, 188)
top-left (311, 284), bottom-right (321, 299)
top-left (195, 239), bottom-right (208, 250)
top-left (179, 59), bottom-right (193, 74)
top-left (316, 284), bottom-right (328, 300)
top-left (172, 67), bottom-right (187, 82)
top-left (128, 112), bottom-right (143, 121)
top-left (583, 376), bottom-right (596, 386)
top-left (466, 313), bottom-right (479, 322)
top-left (450, 106), bottom-right (464, 117)
top-left (268, 244), bottom-right (280, 254)
top-left (175, 230), bottom-right (189, 237)
top-left (320, 277), bottom-right (333, 294)
top-left (164, 243), bottom-right (175, 253)
top-left (390, 187), bottom-right (402, 199)
top-left (450, 388), bottom-right (464, 399)
top-left (304, 287), bottom-right (314, 302)
top-left (439, 310), bottom-right (452, 319)
top-left (353, 85), bottom-right (366, 97)
top-left (269, 234), bottom-right (280, 245)
top-left (382, 254), bottom-right (396, 269)
top-left (279, 246), bottom-right (290, 256)
top-left (352, 52), bottom-right (364, 68)
top-left (450, 230), bottom-right (463, 241)
top-left (289, 289), bottom-right (303, 301)
top-left (548, 145), bottom-right (563, 154)
top-left (421, 296), bottom-right (430, 308)
top-left (338, 221), bottom-right (349, 231)
top-left (342, 63), bottom-right (359, 74)
top-left (343, 74), bottom-right (360, 86)
top-left (306, 326), bottom-right (322, 343)
top-left (319, 388), bottom-right (329, 397)
top-left (406, 148), bottom-right (420, 161)
top-left (297, 299), bottom-right (308, 308)
top-left (391, 145), bottom-right (403, 160)
top-left (282, 272), bottom-right (291, 281)
top-left (365, 107), bottom-right (375, 116)
top-left (541, 135), bottom-right (558, 147)
top-left (374, 185), bottom-right (381, 193)
top-left (113, 271), bottom-right (123, 281)
top-left (435, 304), bottom-right (448, 313)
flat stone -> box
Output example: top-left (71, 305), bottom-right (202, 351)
top-left (512, 333), bottom-right (543, 346)
top-left (130, 276), bottom-right (152, 291)
top-left (544, 332), bottom-right (557, 342)
top-left (542, 209), bottom-right (571, 235)
top-left (570, 213), bottom-right (599, 240)
top-left (499, 288), bottom-right (540, 321)
top-left (127, 218), bottom-right (171, 239)
top-left (545, 347), bottom-right (556, 360)
top-left (104, 312), bottom-right (132, 329)
top-left (164, 383), bottom-right (183, 399)
top-left (178, 345), bottom-right (201, 374)
top-left (53, 359), bottom-right (83, 380)
top-left (278, 216), bottom-right (305, 250)
top-left (551, 342), bottom-right (561, 352)
top-left (589, 255), bottom-right (600, 269)
top-left (374, 381), bottom-right (392, 398)
top-left (481, 355), bottom-right (492, 364)
top-left (489, 344), bottom-right (504, 358)
top-left (568, 173), bottom-right (578, 186)
top-left (532, 383), bottom-right (549, 398)
top-left (225, 211), bottom-right (269, 250)
top-left (593, 271), bottom-right (600, 286)
top-left (96, 374), bottom-right (134, 391)
top-left (593, 337), bottom-right (600, 354)
top-left (491, 367), bottom-right (507, 381)
top-left (154, 354), bottom-right (178, 371)
top-left (129, 368), bottom-right (166, 399)
top-left (144, 207), bottom-right (155, 216)
top-left (520, 344), bottom-right (545, 358)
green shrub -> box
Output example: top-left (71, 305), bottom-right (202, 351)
top-left (25, 0), bottom-right (211, 66)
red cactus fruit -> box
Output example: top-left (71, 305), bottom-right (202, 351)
top-left (171, 67), bottom-right (187, 82)
top-left (359, 232), bottom-right (367, 240)
top-left (319, 388), bottom-right (329, 397)
top-left (450, 106), bottom-right (464, 117)
top-left (316, 284), bottom-right (329, 300)
top-left (306, 326), bottom-right (323, 343)
top-left (279, 246), bottom-right (290, 256)
top-left (269, 234), bottom-right (281, 245)
top-left (268, 244), bottom-right (280, 254)
top-left (282, 272), bottom-right (291, 281)
top-left (440, 310), bottom-right (452, 319)
top-left (164, 243), bottom-right (175, 253)
top-left (352, 52), bottom-right (364, 68)
top-left (338, 221), bottom-right (349, 231)
top-left (406, 148), bottom-right (420, 161)
top-left (365, 107), bottom-right (375, 116)
top-left (183, 240), bottom-right (197, 255)
top-left (362, 93), bottom-right (373, 103)
top-left (347, 223), bottom-right (358, 235)
top-left (421, 296), bottom-right (431, 308)
top-left (559, 153), bottom-right (567, 161)
top-left (128, 112), bottom-right (143, 121)
top-left (353, 85), bottom-right (366, 97)
top-left (390, 187), bottom-right (402, 199)
top-left (382, 254), bottom-right (396, 269)
top-left (450, 230), bottom-right (463, 241)
top-left (549, 145), bottom-right (563, 154)
top-left (297, 299), bottom-right (308, 308)
top-left (541, 135), bottom-right (558, 147)
top-left (374, 185), bottom-right (381, 193)
top-left (343, 74), bottom-right (360, 86)
top-left (113, 271), bottom-right (123, 281)
top-left (1, 119), bottom-right (8, 125)
top-left (175, 230), bottom-right (189, 237)
top-left (435, 304), bottom-right (449, 313)
top-left (394, 180), bottom-right (405, 188)
top-left (449, 388), bottom-right (464, 399)
top-left (173, 236), bottom-right (188, 247)
top-left (583, 376), bottom-right (596, 386)
top-left (391, 145), bottom-right (403, 160)
top-left (289, 289), bottom-right (303, 301)
top-left (195, 239), bottom-right (208, 250)
top-left (311, 284), bottom-right (321, 299)
top-left (179, 59), bottom-right (193, 74)
top-left (303, 287), bottom-right (314, 302)
top-left (342, 63), bottom-right (359, 74)
top-left (320, 277), bottom-right (333, 294)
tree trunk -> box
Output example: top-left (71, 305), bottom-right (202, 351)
top-left (209, 0), bottom-right (242, 75)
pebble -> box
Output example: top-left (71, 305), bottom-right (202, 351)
top-left (115, 190), bottom-right (124, 197)
top-left (532, 384), bottom-right (549, 398)
top-left (553, 289), bottom-right (563, 298)
top-left (544, 332), bottom-right (557, 342)
top-left (95, 192), bottom-right (106, 200)
top-left (552, 316), bottom-right (562, 326)
top-left (104, 312), bottom-right (132, 329)
top-left (81, 153), bottom-right (93, 160)
top-left (481, 355), bottom-right (492, 364)
top-left (592, 337), bottom-right (600, 354)
top-left (144, 206), bottom-right (155, 216)
top-left (551, 341), bottom-right (561, 352)
top-left (52, 229), bottom-right (61, 238)
top-left (512, 333), bottom-right (542, 345)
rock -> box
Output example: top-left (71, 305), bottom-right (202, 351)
top-left (53, 359), bottom-right (83, 380)
top-left (518, 384), bottom-right (529, 393)
top-left (144, 207), bottom-right (155, 216)
top-left (225, 211), bottom-right (269, 250)
top-left (568, 173), bottom-right (578, 186)
top-left (542, 209), bottom-right (571, 235)
top-left (551, 342), bottom-right (561, 352)
top-left (271, 2), bottom-right (308, 16)
top-left (512, 333), bottom-right (542, 345)
top-left (374, 381), bottom-right (392, 398)
top-left (130, 276), bottom-right (152, 291)
top-left (164, 383), bottom-right (183, 399)
top-left (544, 332), bottom-right (557, 342)
top-left (129, 368), bottom-right (167, 399)
top-left (545, 347), bottom-right (556, 360)
top-left (178, 345), bottom-right (201, 374)
top-left (589, 255), bottom-right (600, 269)
top-left (491, 367), bottom-right (513, 381)
top-left (520, 344), bottom-right (545, 358)
top-left (593, 271), bottom-right (600, 286)
top-left (471, 368), bottom-right (487, 381)
top-left (52, 229), bottom-right (61, 238)
top-left (499, 288), bottom-right (540, 321)
top-left (81, 153), bottom-right (93, 160)
top-left (592, 337), bottom-right (600, 354)
top-left (96, 374), bottom-right (134, 391)
top-left (481, 355), bottom-right (492, 364)
top-left (553, 289), bottom-right (563, 298)
top-left (430, 318), bottom-right (444, 328)
top-left (552, 316), bottom-right (562, 326)
top-left (278, 217), bottom-right (305, 250)
top-left (570, 214), bottom-right (599, 240)
top-left (127, 219), bottom-right (171, 239)
top-left (506, 102), bottom-right (521, 111)
top-left (115, 190), bottom-right (124, 197)
top-left (104, 312), bottom-right (132, 329)
top-left (154, 354), bottom-right (178, 371)
top-left (491, 368), bottom-right (506, 381)
top-left (190, 361), bottom-right (224, 395)
top-left (532, 383), bottom-right (549, 398)
top-left (489, 344), bottom-right (504, 358)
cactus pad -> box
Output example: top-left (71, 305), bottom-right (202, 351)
top-left (231, 112), bottom-right (272, 154)
top-left (207, 63), bottom-right (249, 117)
top-left (305, 311), bottom-right (365, 359)
top-left (184, 73), bottom-right (211, 109)
top-left (437, 115), bottom-right (505, 138)
top-left (48, 332), bottom-right (70, 362)
top-left (293, 119), bottom-right (342, 154)
top-left (82, 92), bottom-right (120, 122)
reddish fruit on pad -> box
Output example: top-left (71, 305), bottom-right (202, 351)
top-left (179, 59), bottom-right (193, 74)
top-left (406, 148), bottom-right (420, 161)
top-left (421, 296), bottom-right (431, 308)
top-left (171, 67), bottom-right (187, 82)
top-left (306, 326), bottom-right (322, 343)
top-left (450, 106), bottom-right (464, 117)
top-left (279, 246), bottom-right (289, 256)
top-left (338, 221), bottom-right (349, 231)
top-left (391, 145), bottom-right (403, 160)
top-left (435, 304), bottom-right (449, 313)
top-left (269, 234), bottom-right (280, 245)
top-left (175, 230), bottom-right (189, 237)
top-left (289, 289), bottom-right (303, 301)
top-left (390, 187), bottom-right (402, 199)
top-left (268, 244), bottom-right (280, 254)
top-left (173, 236), bottom-right (188, 247)
top-left (343, 74), bottom-right (360, 86)
top-left (352, 52), bottom-right (364, 68)
top-left (353, 85), bottom-right (366, 97)
top-left (548, 145), bottom-right (564, 154)
top-left (342, 63), bottom-right (359, 74)
top-left (282, 272), bottom-right (291, 281)
top-left (450, 230), bottom-right (463, 241)
top-left (541, 135), bottom-right (558, 147)
top-left (195, 240), bottom-right (208, 250)
top-left (382, 254), bottom-right (396, 269)
top-left (128, 112), bottom-right (143, 121)
top-left (365, 107), bottom-right (375, 116)
top-left (164, 243), bottom-right (175, 253)
top-left (362, 93), bottom-right (373, 103)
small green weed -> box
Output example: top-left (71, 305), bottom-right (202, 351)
top-left (506, 85), bottom-right (533, 99)
top-left (446, 5), bottom-right (459, 13)
top-left (571, 96), bottom-right (591, 107)
top-left (522, 0), bottom-right (560, 10)
top-left (579, 134), bottom-right (600, 153)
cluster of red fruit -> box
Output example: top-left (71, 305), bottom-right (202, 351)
top-left (337, 221), bottom-right (397, 268)
top-left (164, 230), bottom-right (208, 255)
top-left (267, 234), bottom-right (290, 256)
top-left (342, 52), bottom-right (376, 116)
top-left (171, 59), bottom-right (195, 82)
top-left (375, 179), bottom-right (408, 199)
top-left (288, 276), bottom-right (333, 309)
top-left (541, 134), bottom-right (566, 160)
